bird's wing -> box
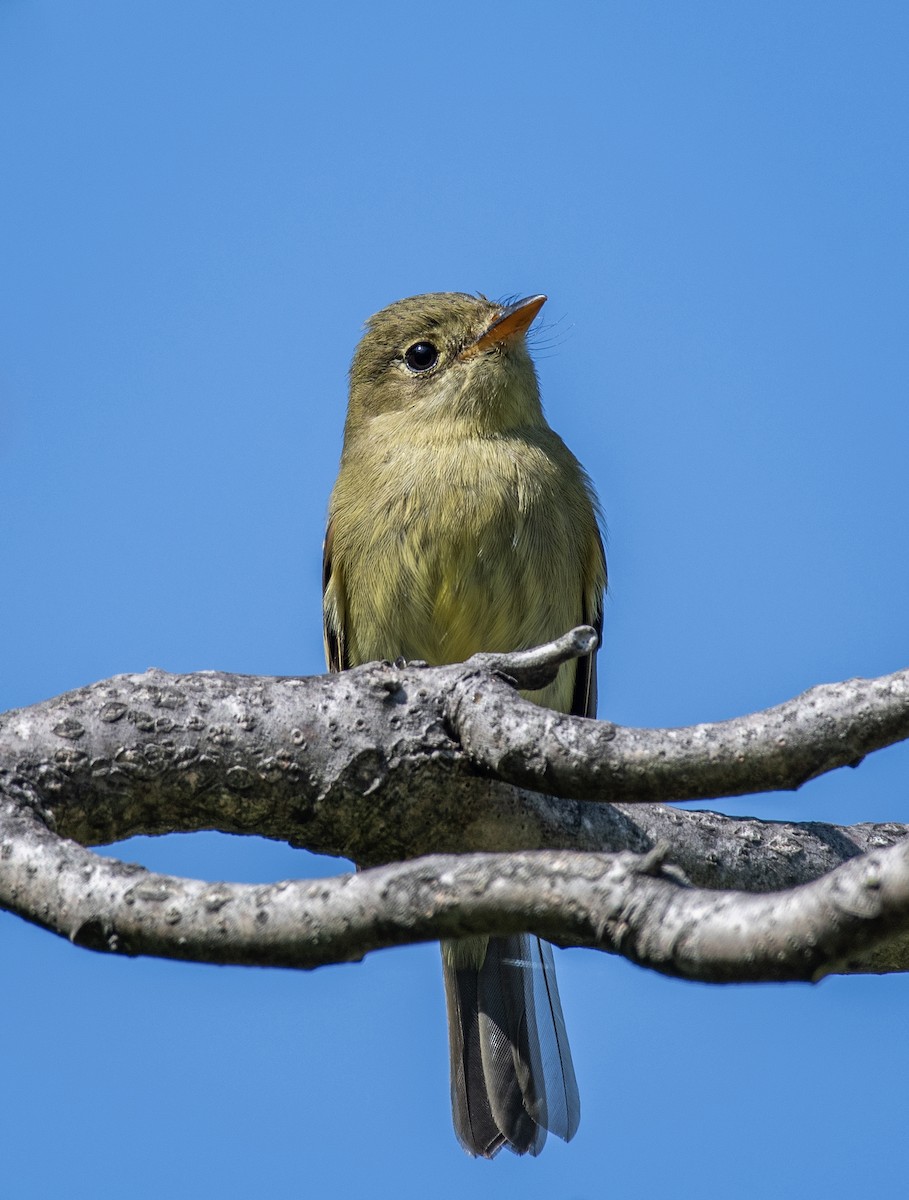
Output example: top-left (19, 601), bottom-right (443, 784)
top-left (322, 517), bottom-right (348, 673)
top-left (570, 527), bottom-right (607, 719)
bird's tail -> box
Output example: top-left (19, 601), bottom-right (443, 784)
top-left (441, 933), bottom-right (580, 1157)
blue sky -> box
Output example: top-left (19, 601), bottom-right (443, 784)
top-left (2, 3), bottom-right (908, 1196)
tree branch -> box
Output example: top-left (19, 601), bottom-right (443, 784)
top-left (2, 796), bottom-right (906, 981)
top-left (1, 632), bottom-right (908, 979)
top-left (452, 634), bottom-right (909, 802)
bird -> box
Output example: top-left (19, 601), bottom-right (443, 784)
top-left (323, 291), bottom-right (606, 1156)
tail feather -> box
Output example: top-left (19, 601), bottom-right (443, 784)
top-left (442, 940), bottom-right (509, 1158)
top-left (524, 935), bottom-right (580, 1141)
top-left (441, 933), bottom-right (579, 1157)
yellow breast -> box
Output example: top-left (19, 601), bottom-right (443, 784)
top-left (326, 422), bottom-right (603, 713)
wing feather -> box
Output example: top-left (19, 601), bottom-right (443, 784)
top-left (570, 527), bottom-right (606, 719)
top-left (322, 518), bottom-right (348, 673)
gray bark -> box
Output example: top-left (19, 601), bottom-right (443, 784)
top-left (1, 628), bottom-right (908, 980)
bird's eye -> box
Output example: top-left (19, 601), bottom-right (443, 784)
top-left (404, 342), bottom-right (439, 372)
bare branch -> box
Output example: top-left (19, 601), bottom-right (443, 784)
top-left (452, 634), bottom-right (909, 802)
top-left (2, 645), bottom-right (907, 859)
top-left (1, 638), bottom-right (908, 980)
top-left (469, 625), bottom-right (599, 692)
top-left (2, 796), bottom-right (907, 981)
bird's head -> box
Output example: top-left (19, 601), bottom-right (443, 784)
top-left (346, 292), bottom-right (547, 436)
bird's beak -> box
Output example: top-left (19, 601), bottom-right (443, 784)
top-left (461, 294), bottom-right (547, 358)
